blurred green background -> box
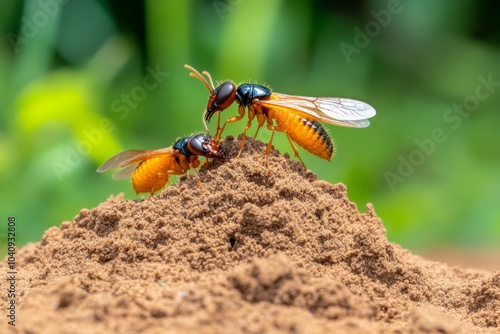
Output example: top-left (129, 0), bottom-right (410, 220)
top-left (1, 0), bottom-right (499, 258)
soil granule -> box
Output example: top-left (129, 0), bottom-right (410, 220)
top-left (1, 136), bottom-right (499, 333)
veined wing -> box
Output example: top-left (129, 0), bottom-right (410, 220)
top-left (111, 163), bottom-right (140, 180)
top-left (97, 147), bottom-right (174, 173)
top-left (261, 93), bottom-right (376, 128)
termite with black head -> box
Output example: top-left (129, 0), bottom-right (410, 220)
top-left (97, 134), bottom-right (225, 196)
top-left (185, 64), bottom-right (376, 171)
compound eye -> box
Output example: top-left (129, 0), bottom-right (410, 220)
top-left (187, 134), bottom-right (209, 155)
top-left (213, 81), bottom-right (236, 110)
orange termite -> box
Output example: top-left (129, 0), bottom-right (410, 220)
top-left (185, 64), bottom-right (376, 169)
top-left (97, 134), bottom-right (225, 195)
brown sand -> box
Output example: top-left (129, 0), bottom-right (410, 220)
top-left (1, 136), bottom-right (499, 333)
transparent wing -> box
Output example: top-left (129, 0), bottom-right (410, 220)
top-left (261, 93), bottom-right (376, 128)
top-left (97, 147), bottom-right (174, 173)
top-left (111, 164), bottom-right (140, 180)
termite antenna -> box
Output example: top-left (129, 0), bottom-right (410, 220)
top-left (184, 64), bottom-right (214, 93)
top-left (202, 70), bottom-right (215, 91)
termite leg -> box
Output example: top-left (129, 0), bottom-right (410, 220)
top-left (265, 123), bottom-right (307, 173)
top-left (217, 104), bottom-right (246, 141)
top-left (284, 133), bottom-right (306, 170)
top-left (149, 172), bottom-right (169, 197)
top-left (189, 164), bottom-right (206, 192)
top-left (253, 113), bottom-right (266, 138)
top-left (215, 112), bottom-right (221, 138)
top-left (236, 105), bottom-right (257, 158)
top-left (265, 129), bottom-right (276, 175)
top-left (254, 124), bottom-right (262, 138)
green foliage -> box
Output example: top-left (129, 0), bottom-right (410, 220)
top-left (1, 0), bottom-right (499, 257)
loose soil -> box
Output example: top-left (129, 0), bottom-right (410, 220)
top-left (1, 136), bottom-right (499, 333)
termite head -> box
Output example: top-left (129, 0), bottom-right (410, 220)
top-left (184, 64), bottom-right (236, 123)
top-left (187, 134), bottom-right (225, 162)
top-left (206, 81), bottom-right (236, 122)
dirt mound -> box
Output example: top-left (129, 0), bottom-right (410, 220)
top-left (1, 136), bottom-right (499, 333)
